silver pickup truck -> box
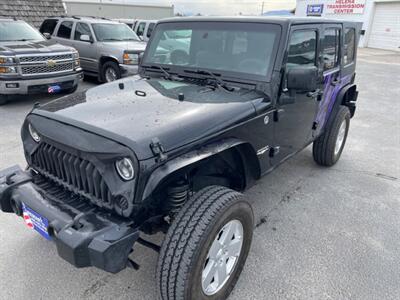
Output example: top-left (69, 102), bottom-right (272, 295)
top-left (0, 19), bottom-right (83, 105)
top-left (40, 16), bottom-right (147, 83)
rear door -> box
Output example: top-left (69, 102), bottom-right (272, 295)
top-left (272, 24), bottom-right (324, 163)
top-left (72, 22), bottom-right (98, 73)
top-left (314, 24), bottom-right (344, 136)
top-left (53, 20), bottom-right (74, 47)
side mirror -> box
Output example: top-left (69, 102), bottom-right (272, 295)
top-left (43, 32), bottom-right (51, 39)
top-left (287, 66), bottom-right (318, 91)
top-left (80, 35), bottom-right (91, 43)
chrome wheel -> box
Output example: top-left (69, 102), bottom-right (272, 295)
top-left (202, 219), bottom-right (244, 296)
top-left (335, 119), bottom-right (347, 155)
top-left (105, 67), bottom-right (118, 82)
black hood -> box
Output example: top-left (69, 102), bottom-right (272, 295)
top-left (0, 39), bottom-right (74, 55)
top-left (35, 77), bottom-right (258, 160)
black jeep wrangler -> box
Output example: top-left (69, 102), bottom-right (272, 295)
top-left (0, 17), bottom-right (360, 299)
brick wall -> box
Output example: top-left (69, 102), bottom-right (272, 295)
top-left (0, 0), bottom-right (66, 28)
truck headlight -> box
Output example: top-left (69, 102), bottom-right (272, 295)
top-left (0, 66), bottom-right (17, 74)
top-left (72, 51), bottom-right (80, 68)
top-left (123, 52), bottom-right (139, 65)
top-left (115, 158), bottom-right (135, 181)
top-left (28, 124), bottom-right (41, 143)
top-left (0, 56), bottom-right (16, 64)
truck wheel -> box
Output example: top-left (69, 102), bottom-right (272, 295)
top-left (101, 61), bottom-right (121, 83)
top-left (313, 106), bottom-right (351, 166)
top-left (157, 186), bottom-right (254, 300)
top-left (0, 95), bottom-right (9, 106)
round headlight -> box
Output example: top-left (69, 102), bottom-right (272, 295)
top-left (28, 124), bottom-right (41, 143)
top-left (115, 158), bottom-right (135, 181)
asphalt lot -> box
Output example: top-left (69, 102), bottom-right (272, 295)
top-left (0, 48), bottom-right (399, 300)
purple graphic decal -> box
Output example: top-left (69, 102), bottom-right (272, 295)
top-left (315, 73), bottom-right (352, 132)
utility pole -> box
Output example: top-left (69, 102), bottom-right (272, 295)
top-left (261, 1), bottom-right (265, 15)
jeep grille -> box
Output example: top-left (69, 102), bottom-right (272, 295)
top-left (31, 142), bottom-right (115, 211)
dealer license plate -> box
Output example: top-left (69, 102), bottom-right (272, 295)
top-left (22, 203), bottom-right (51, 240)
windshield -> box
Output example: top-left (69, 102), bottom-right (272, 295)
top-left (0, 21), bottom-right (44, 42)
top-left (92, 23), bottom-right (140, 41)
top-left (144, 22), bottom-right (281, 78)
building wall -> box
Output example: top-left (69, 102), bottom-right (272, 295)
top-left (295, 0), bottom-right (400, 47)
top-left (0, 0), bottom-right (66, 28)
top-left (64, 1), bottom-right (174, 20)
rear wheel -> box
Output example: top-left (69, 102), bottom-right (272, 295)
top-left (313, 106), bottom-right (351, 166)
top-left (101, 61), bottom-right (121, 83)
top-left (157, 186), bottom-right (254, 300)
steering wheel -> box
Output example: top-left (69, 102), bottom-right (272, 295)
top-left (238, 59), bottom-right (266, 74)
top-left (170, 49), bottom-right (189, 65)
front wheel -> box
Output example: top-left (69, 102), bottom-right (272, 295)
top-left (313, 106), bottom-right (351, 166)
top-left (101, 61), bottom-right (121, 83)
top-left (157, 186), bottom-right (254, 300)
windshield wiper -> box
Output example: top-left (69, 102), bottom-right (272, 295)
top-left (142, 65), bottom-right (178, 81)
top-left (183, 69), bottom-right (235, 92)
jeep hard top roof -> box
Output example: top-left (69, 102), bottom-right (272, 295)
top-left (158, 16), bottom-right (359, 26)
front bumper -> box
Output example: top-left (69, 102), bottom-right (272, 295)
top-left (0, 165), bottom-right (139, 273)
top-left (0, 71), bottom-right (83, 95)
top-left (119, 64), bottom-right (139, 77)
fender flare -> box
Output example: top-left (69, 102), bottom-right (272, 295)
top-left (141, 138), bottom-right (260, 200)
top-left (336, 83), bottom-right (358, 117)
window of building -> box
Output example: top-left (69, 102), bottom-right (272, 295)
top-left (287, 30), bottom-right (317, 68)
top-left (323, 28), bottom-right (340, 71)
top-left (57, 21), bottom-right (73, 39)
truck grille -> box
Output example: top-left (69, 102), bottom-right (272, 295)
top-left (31, 142), bottom-right (114, 210)
top-left (19, 54), bottom-right (73, 63)
top-left (21, 62), bottom-right (74, 75)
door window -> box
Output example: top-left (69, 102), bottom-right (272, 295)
top-left (343, 28), bottom-right (355, 65)
top-left (287, 30), bottom-right (317, 68)
top-left (136, 22), bottom-right (146, 36)
top-left (40, 19), bottom-right (58, 35)
top-left (147, 23), bottom-right (156, 38)
top-left (323, 28), bottom-right (340, 71)
top-left (57, 21), bottom-right (73, 39)
top-left (74, 22), bottom-right (92, 41)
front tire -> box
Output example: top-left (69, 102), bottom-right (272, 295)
top-left (101, 61), bottom-right (121, 83)
top-left (313, 106), bottom-right (351, 166)
top-left (0, 95), bottom-right (9, 106)
top-left (157, 186), bottom-right (254, 300)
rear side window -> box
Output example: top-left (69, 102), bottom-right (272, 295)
top-left (74, 22), bottom-right (92, 41)
top-left (147, 23), bottom-right (156, 38)
top-left (323, 28), bottom-right (340, 71)
top-left (40, 19), bottom-right (58, 35)
top-left (287, 30), bottom-right (317, 68)
top-left (344, 28), bottom-right (355, 65)
top-left (57, 21), bottom-right (73, 39)
top-left (136, 22), bottom-right (146, 36)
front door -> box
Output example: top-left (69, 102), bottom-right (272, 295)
top-left (72, 22), bottom-right (98, 73)
top-left (272, 25), bottom-right (323, 164)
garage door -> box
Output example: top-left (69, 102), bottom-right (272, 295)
top-left (368, 2), bottom-right (400, 51)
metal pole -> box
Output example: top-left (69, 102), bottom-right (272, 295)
top-left (261, 1), bottom-right (265, 15)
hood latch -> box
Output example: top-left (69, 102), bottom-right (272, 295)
top-left (150, 138), bottom-right (168, 163)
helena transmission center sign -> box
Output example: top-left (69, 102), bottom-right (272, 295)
top-left (326, 0), bottom-right (366, 14)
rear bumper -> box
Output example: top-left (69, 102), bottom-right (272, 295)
top-left (0, 71), bottom-right (83, 95)
top-left (0, 165), bottom-right (139, 273)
